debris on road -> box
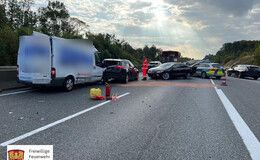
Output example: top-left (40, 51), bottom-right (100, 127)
top-left (112, 93), bottom-right (119, 101)
top-left (93, 96), bottom-right (105, 100)
top-left (18, 117), bottom-right (24, 120)
top-left (90, 88), bottom-right (101, 98)
top-left (9, 112), bottom-right (13, 114)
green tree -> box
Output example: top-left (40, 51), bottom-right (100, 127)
top-left (0, 0), bottom-right (7, 27)
top-left (38, 1), bottom-right (69, 36)
top-left (254, 45), bottom-right (260, 65)
top-left (0, 25), bottom-right (18, 65)
top-left (7, 0), bottom-right (21, 29)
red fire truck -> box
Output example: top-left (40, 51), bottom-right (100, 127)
top-left (162, 51), bottom-right (181, 63)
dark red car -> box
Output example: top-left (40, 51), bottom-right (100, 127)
top-left (102, 59), bottom-right (139, 83)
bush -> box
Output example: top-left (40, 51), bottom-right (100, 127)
top-left (254, 45), bottom-right (260, 65)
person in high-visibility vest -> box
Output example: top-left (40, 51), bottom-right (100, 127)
top-left (142, 57), bottom-right (148, 80)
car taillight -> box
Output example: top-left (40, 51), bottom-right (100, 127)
top-left (210, 69), bottom-right (216, 71)
top-left (51, 68), bottom-right (56, 78)
top-left (17, 65), bottom-right (19, 76)
top-left (115, 65), bottom-right (124, 69)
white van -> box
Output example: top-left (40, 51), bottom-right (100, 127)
top-left (17, 32), bottom-right (104, 91)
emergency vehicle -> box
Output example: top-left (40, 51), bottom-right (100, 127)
top-left (192, 63), bottom-right (226, 79)
top-left (17, 32), bottom-right (104, 91)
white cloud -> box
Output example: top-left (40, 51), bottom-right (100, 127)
top-left (33, 0), bottom-right (260, 59)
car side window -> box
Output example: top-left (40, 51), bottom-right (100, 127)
top-left (124, 61), bottom-right (129, 69)
top-left (94, 52), bottom-right (102, 67)
top-left (198, 63), bottom-right (204, 67)
top-left (128, 61), bottom-right (134, 67)
top-left (181, 64), bottom-right (188, 68)
top-left (174, 64), bottom-right (181, 68)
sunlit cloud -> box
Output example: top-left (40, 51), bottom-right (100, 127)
top-left (33, 0), bottom-right (260, 59)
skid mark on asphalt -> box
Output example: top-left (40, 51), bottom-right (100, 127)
top-left (117, 81), bottom-right (218, 88)
top-left (211, 79), bottom-right (260, 160)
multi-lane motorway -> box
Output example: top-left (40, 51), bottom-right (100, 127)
top-left (0, 76), bottom-right (260, 159)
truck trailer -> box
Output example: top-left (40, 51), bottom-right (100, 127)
top-left (17, 32), bottom-right (104, 91)
top-left (162, 51), bottom-right (181, 63)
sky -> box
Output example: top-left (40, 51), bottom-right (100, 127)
top-left (34, 0), bottom-right (260, 59)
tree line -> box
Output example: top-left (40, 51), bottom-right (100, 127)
top-left (0, 0), bottom-right (163, 66)
top-left (204, 40), bottom-right (260, 65)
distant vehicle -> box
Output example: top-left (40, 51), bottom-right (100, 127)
top-left (102, 59), bottom-right (139, 83)
top-left (162, 51), bottom-right (181, 63)
top-left (148, 62), bottom-right (191, 80)
top-left (148, 61), bottom-right (162, 70)
top-left (227, 65), bottom-right (260, 80)
top-left (192, 63), bottom-right (226, 79)
top-left (17, 32), bottom-right (104, 91)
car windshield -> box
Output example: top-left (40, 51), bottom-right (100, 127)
top-left (159, 63), bottom-right (173, 68)
top-left (103, 61), bottom-right (120, 67)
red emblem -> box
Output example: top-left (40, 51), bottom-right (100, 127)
top-left (8, 150), bottom-right (24, 160)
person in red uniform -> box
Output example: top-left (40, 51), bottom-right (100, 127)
top-left (142, 57), bottom-right (148, 80)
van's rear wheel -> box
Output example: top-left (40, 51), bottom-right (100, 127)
top-left (63, 77), bottom-right (74, 91)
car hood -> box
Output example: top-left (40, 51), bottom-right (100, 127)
top-left (149, 66), bottom-right (168, 72)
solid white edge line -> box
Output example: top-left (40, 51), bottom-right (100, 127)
top-left (0, 92), bottom-right (130, 147)
top-left (0, 89), bottom-right (36, 97)
top-left (210, 79), bottom-right (260, 160)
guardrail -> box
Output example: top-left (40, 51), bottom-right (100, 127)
top-left (0, 66), bottom-right (25, 90)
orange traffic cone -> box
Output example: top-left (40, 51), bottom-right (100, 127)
top-left (221, 74), bottom-right (227, 85)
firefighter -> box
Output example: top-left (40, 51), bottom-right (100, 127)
top-left (142, 57), bottom-right (148, 80)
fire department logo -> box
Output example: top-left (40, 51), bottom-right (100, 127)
top-left (8, 150), bottom-right (24, 160)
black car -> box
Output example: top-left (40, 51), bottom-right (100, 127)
top-left (227, 65), bottom-right (260, 80)
top-left (102, 59), bottom-right (139, 83)
top-left (148, 61), bottom-right (162, 70)
top-left (148, 62), bottom-right (191, 80)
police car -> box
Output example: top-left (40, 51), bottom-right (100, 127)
top-left (192, 63), bottom-right (226, 79)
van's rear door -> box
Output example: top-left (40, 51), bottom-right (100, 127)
top-left (18, 36), bottom-right (51, 84)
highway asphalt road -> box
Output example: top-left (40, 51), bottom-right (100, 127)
top-left (0, 75), bottom-right (259, 159)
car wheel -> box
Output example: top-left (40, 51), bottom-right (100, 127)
top-left (184, 73), bottom-right (191, 79)
top-left (216, 76), bottom-right (221, 79)
top-left (135, 72), bottom-right (139, 80)
top-left (98, 77), bottom-right (106, 84)
top-left (162, 72), bottom-right (170, 80)
top-left (201, 72), bottom-right (207, 79)
top-left (63, 77), bottom-right (74, 91)
top-left (238, 72), bottom-right (244, 78)
top-left (254, 76), bottom-right (258, 80)
top-left (122, 74), bottom-right (128, 83)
